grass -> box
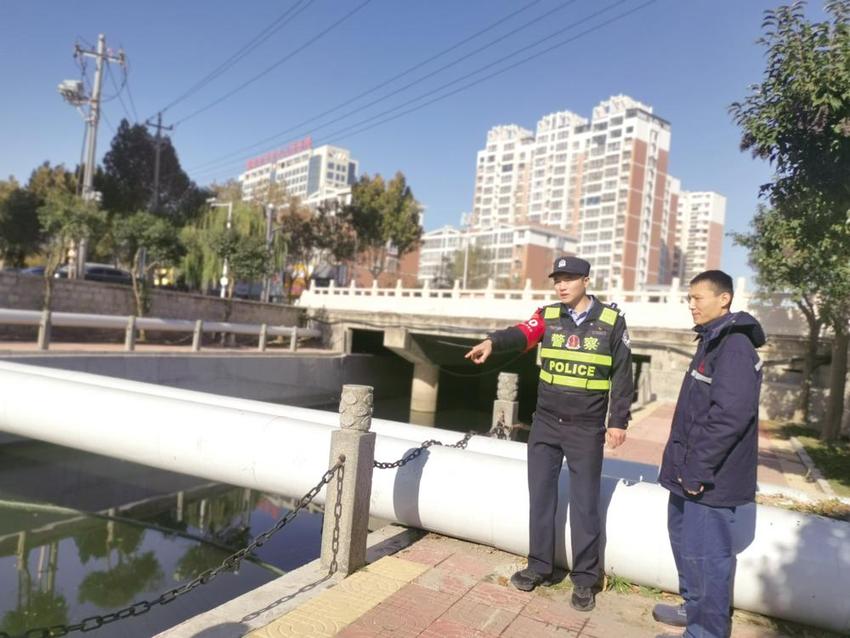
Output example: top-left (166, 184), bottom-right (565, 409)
top-left (756, 493), bottom-right (850, 521)
top-left (602, 572), bottom-right (666, 599)
top-left (764, 421), bottom-right (850, 498)
top-left (603, 572), bottom-right (844, 637)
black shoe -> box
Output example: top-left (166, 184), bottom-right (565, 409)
top-left (570, 585), bottom-right (595, 612)
top-left (652, 603), bottom-right (687, 627)
top-left (510, 567), bottom-right (551, 591)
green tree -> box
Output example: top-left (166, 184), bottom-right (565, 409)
top-left (729, 0), bottom-right (850, 440)
top-left (347, 172), bottom-right (423, 281)
top-left (0, 179), bottom-right (42, 267)
top-left (26, 162), bottom-right (77, 199)
top-left (447, 244), bottom-right (493, 289)
top-left (112, 211), bottom-right (185, 319)
top-left (95, 119), bottom-right (209, 224)
top-left (313, 199), bottom-right (357, 263)
top-left (733, 206), bottom-right (826, 424)
top-left (210, 229), bottom-right (274, 305)
top-left (180, 188), bottom-right (278, 295)
top-left (37, 189), bottom-right (106, 310)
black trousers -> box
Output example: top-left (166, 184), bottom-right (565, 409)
top-left (526, 409), bottom-right (605, 587)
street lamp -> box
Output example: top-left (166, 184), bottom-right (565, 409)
top-left (207, 198), bottom-right (233, 299)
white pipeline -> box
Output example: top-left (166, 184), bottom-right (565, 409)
top-left (0, 362), bottom-right (653, 481)
top-left (0, 362), bottom-right (847, 632)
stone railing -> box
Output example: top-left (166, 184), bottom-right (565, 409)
top-left (298, 277), bottom-right (807, 336)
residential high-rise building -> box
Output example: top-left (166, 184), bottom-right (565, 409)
top-left (674, 190), bottom-right (726, 283)
top-left (238, 137), bottom-right (358, 207)
top-left (469, 96), bottom-right (684, 290)
top-left (471, 125), bottom-right (535, 230)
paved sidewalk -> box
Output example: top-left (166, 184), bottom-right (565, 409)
top-left (246, 533), bottom-right (820, 638)
top-left (605, 403), bottom-right (827, 498)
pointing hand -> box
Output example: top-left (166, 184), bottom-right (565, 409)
top-left (465, 339), bottom-right (493, 365)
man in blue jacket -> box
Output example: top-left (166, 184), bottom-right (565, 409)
top-left (654, 270), bottom-right (765, 638)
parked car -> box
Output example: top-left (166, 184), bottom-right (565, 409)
top-left (55, 263), bottom-right (133, 286)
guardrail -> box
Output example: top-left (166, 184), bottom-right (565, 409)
top-left (298, 277), bottom-right (809, 336)
top-left (0, 308), bottom-right (320, 352)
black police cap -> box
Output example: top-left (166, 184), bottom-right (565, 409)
top-left (548, 256), bottom-right (590, 278)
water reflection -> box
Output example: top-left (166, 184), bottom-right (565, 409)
top-left (0, 396), bottom-right (494, 636)
top-left (0, 442), bottom-right (323, 637)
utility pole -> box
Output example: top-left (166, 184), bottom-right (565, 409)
top-left (207, 199), bottom-right (233, 298)
top-left (145, 112), bottom-right (174, 213)
top-left (65, 34), bottom-right (124, 278)
top-left (262, 203), bottom-right (275, 303)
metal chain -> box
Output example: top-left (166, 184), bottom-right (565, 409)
top-left (373, 432), bottom-right (475, 470)
top-left (5, 459), bottom-right (346, 638)
top-left (327, 457), bottom-right (345, 575)
top-left (490, 411), bottom-right (511, 440)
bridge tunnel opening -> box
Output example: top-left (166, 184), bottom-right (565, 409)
top-left (434, 343), bottom-right (541, 437)
top-left (347, 328), bottom-right (647, 433)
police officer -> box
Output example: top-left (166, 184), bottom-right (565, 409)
top-left (465, 256), bottom-right (633, 612)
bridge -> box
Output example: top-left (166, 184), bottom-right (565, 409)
top-left (298, 279), bottom-right (816, 426)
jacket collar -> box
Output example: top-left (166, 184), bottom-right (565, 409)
top-left (559, 295), bottom-right (601, 320)
top-left (693, 311), bottom-right (735, 343)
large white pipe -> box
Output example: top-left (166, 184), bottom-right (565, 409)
top-left (0, 362), bottom-right (655, 481)
top-left (0, 363), bottom-right (847, 632)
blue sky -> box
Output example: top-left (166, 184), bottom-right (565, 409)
top-left (0, 0), bottom-right (829, 280)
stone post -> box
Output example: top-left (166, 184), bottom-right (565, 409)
top-left (289, 325), bottom-right (298, 352)
top-left (192, 320), bottom-right (203, 352)
top-left (124, 315), bottom-right (136, 352)
top-left (258, 323), bottom-right (268, 352)
top-left (320, 384), bottom-right (376, 575)
top-left (523, 278), bottom-right (533, 301)
top-left (37, 310), bottom-right (51, 351)
top-left (410, 362), bottom-right (439, 414)
top-left (490, 372), bottom-right (519, 439)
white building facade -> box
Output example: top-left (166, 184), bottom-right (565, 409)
top-left (674, 190), bottom-right (727, 283)
top-left (238, 137), bottom-right (359, 206)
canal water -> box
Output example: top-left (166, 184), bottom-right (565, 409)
top-left (0, 375), bottom-right (525, 638)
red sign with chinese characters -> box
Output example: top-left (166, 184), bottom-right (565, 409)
top-left (246, 136), bottom-right (313, 171)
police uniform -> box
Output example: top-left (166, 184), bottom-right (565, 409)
top-left (487, 256), bottom-right (634, 593)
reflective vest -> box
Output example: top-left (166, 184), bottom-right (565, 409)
top-left (538, 302), bottom-right (620, 392)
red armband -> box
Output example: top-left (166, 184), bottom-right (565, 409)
top-left (515, 308), bottom-right (545, 351)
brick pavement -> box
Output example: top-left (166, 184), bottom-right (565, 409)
top-left (606, 402), bottom-right (826, 498)
top-left (247, 533), bottom-right (825, 638)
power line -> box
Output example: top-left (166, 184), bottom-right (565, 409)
top-left (158, 0), bottom-right (315, 115)
top-left (101, 109), bottom-right (116, 136)
top-left (192, 0), bottom-right (651, 181)
top-left (172, 0), bottom-right (373, 127)
top-left (318, 0), bottom-right (655, 147)
top-left (187, 0), bottom-right (549, 173)
top-left (107, 63), bottom-right (133, 123)
top-left (123, 59), bottom-right (141, 122)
